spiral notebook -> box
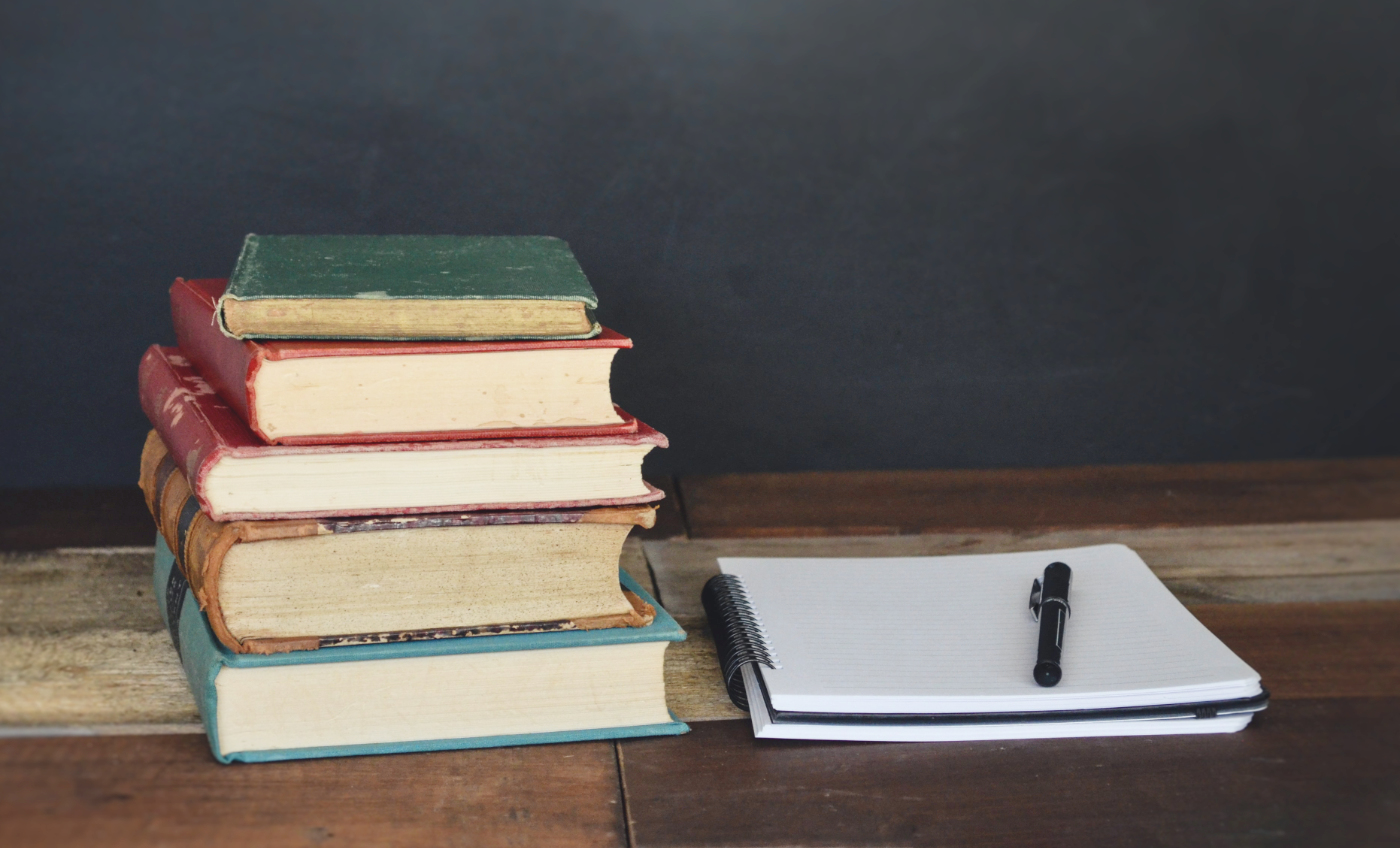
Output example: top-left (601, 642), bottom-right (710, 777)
top-left (703, 544), bottom-right (1267, 741)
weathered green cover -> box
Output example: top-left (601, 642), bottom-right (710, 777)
top-left (220, 234), bottom-right (601, 340)
top-left (154, 535), bottom-right (688, 763)
top-left (227, 234), bottom-right (598, 304)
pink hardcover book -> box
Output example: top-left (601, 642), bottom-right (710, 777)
top-left (172, 277), bottom-right (640, 445)
top-left (139, 345), bottom-right (667, 521)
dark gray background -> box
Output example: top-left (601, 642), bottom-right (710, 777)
top-left (3, 0), bottom-right (1398, 487)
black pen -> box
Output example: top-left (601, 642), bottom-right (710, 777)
top-left (1029, 562), bottom-right (1072, 686)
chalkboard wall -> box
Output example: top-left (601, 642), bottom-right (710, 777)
top-left (3, 0), bottom-right (1398, 486)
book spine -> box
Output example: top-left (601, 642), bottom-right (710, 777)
top-left (138, 346), bottom-right (226, 503)
top-left (216, 237), bottom-right (260, 337)
top-left (153, 535), bottom-right (229, 761)
top-left (139, 432), bottom-right (321, 653)
top-left (700, 574), bottom-right (783, 710)
top-left (171, 277), bottom-right (265, 436)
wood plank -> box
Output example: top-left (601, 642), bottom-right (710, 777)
top-left (643, 521), bottom-right (1400, 618)
top-left (0, 542), bottom-right (670, 734)
top-left (620, 697), bottom-right (1400, 847)
top-left (0, 733), bottom-right (627, 848)
top-left (7, 541), bottom-right (1396, 730)
top-left (679, 458), bottom-right (1400, 536)
top-left (1192, 602), bottom-right (1400, 700)
top-left (0, 548), bottom-right (200, 731)
top-left (662, 615), bottom-right (749, 723)
top-left (0, 487), bottom-right (152, 551)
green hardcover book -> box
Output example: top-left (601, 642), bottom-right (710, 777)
top-left (217, 234), bottom-right (602, 341)
top-left (154, 535), bottom-right (688, 763)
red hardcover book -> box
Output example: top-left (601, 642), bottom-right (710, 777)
top-left (139, 345), bottom-right (668, 521)
top-left (172, 277), bottom-right (639, 445)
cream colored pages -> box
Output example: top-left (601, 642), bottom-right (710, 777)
top-left (719, 544), bottom-right (1261, 715)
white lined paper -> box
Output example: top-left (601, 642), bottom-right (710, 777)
top-left (720, 544), bottom-right (1261, 716)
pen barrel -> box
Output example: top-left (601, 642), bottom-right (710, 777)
top-left (1034, 562), bottom-right (1072, 687)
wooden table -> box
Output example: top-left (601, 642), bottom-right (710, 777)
top-left (3, 461), bottom-right (1399, 846)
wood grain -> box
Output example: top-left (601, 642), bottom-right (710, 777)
top-left (7, 529), bottom-right (1397, 731)
top-left (661, 615), bottom-right (749, 722)
top-left (620, 697), bottom-right (1400, 847)
top-left (0, 733), bottom-right (627, 848)
top-left (9, 468), bottom-right (1400, 848)
top-left (0, 543), bottom-right (675, 734)
top-left (0, 548), bottom-right (200, 730)
top-left (680, 458), bottom-right (1400, 536)
top-left (1193, 602), bottom-right (1400, 700)
top-left (643, 520), bottom-right (1400, 618)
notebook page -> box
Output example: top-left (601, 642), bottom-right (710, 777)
top-left (719, 545), bottom-right (1260, 714)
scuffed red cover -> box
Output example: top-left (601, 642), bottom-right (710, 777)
top-left (138, 345), bottom-right (668, 521)
top-left (171, 278), bottom-right (258, 426)
top-left (170, 277), bottom-right (638, 445)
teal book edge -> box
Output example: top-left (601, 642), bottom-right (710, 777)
top-left (154, 535), bottom-right (688, 763)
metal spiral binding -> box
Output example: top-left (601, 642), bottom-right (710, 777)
top-left (701, 573), bottom-right (782, 710)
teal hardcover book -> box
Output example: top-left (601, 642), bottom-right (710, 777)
top-left (218, 234), bottom-right (602, 341)
top-left (155, 536), bottom-right (687, 763)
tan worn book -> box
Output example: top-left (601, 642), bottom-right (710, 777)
top-left (139, 434), bottom-right (657, 655)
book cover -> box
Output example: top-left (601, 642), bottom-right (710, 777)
top-left (137, 345), bottom-right (668, 520)
top-left (139, 433), bottom-right (659, 654)
top-left (155, 536), bottom-right (688, 763)
top-left (175, 277), bottom-right (637, 444)
top-left (219, 235), bottom-right (601, 340)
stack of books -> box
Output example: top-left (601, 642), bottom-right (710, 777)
top-left (138, 235), bottom-right (687, 763)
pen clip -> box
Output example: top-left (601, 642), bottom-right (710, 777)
top-left (1029, 578), bottom-right (1043, 621)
